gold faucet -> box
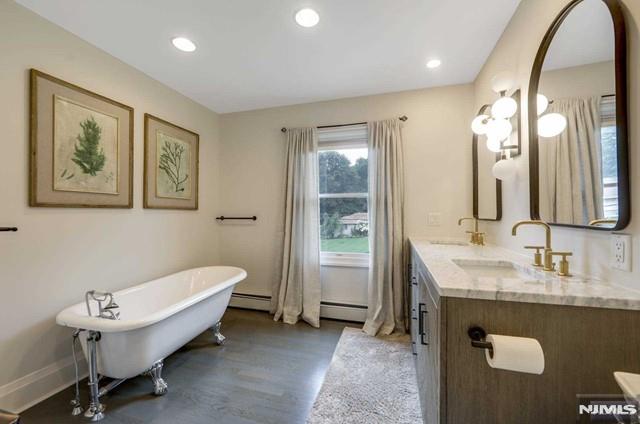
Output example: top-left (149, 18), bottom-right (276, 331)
top-left (550, 251), bottom-right (572, 277)
top-left (523, 246), bottom-right (545, 267)
top-left (458, 217), bottom-right (484, 246)
top-left (511, 220), bottom-right (555, 271)
top-left (589, 218), bottom-right (617, 227)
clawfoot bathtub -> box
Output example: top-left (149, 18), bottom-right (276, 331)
top-left (56, 266), bottom-right (246, 421)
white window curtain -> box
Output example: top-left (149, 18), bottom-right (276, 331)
top-left (272, 128), bottom-right (321, 328)
top-left (363, 119), bottom-right (406, 336)
top-left (539, 96), bottom-right (604, 224)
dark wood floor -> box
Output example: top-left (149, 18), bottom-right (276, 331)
top-left (21, 308), bottom-right (356, 424)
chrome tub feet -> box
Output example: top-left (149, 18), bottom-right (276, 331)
top-left (84, 403), bottom-right (105, 422)
top-left (147, 360), bottom-right (168, 396)
top-left (212, 321), bottom-right (226, 345)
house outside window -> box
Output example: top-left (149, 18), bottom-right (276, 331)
top-left (318, 125), bottom-right (369, 267)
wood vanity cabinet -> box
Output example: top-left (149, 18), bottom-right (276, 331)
top-left (410, 248), bottom-right (443, 424)
top-left (409, 246), bottom-right (640, 424)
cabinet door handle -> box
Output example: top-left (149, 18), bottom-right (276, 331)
top-left (418, 303), bottom-right (429, 345)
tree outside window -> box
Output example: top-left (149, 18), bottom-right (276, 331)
top-left (318, 148), bottom-right (369, 254)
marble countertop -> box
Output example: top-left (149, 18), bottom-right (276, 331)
top-left (409, 237), bottom-right (640, 311)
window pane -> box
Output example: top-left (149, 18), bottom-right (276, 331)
top-left (320, 197), bottom-right (369, 253)
top-left (319, 148), bottom-right (368, 194)
top-left (601, 125), bottom-right (618, 218)
top-left (601, 126), bottom-right (617, 180)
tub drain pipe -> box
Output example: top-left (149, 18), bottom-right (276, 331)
top-left (84, 330), bottom-right (105, 421)
top-left (70, 329), bottom-right (84, 416)
top-left (98, 378), bottom-right (126, 398)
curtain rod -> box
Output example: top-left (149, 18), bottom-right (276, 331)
top-left (281, 115), bottom-right (408, 133)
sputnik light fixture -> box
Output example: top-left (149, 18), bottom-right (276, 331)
top-left (535, 93), bottom-right (567, 138)
top-left (471, 72), bottom-right (520, 180)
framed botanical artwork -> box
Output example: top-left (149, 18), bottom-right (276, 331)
top-left (143, 114), bottom-right (199, 210)
top-left (29, 69), bottom-right (134, 208)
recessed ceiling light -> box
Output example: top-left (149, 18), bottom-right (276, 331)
top-left (426, 59), bottom-right (441, 69)
top-left (172, 37), bottom-right (196, 52)
top-left (295, 8), bottom-right (320, 28)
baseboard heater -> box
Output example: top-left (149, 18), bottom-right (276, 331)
top-left (230, 293), bottom-right (367, 322)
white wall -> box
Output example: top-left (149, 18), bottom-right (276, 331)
top-left (0, 2), bottom-right (221, 411)
top-left (540, 60), bottom-right (615, 99)
top-left (474, 0), bottom-right (640, 289)
top-left (219, 85), bottom-right (474, 304)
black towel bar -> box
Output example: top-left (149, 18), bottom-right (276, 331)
top-left (215, 216), bottom-right (257, 221)
top-left (0, 227), bottom-right (17, 232)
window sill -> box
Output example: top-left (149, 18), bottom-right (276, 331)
top-left (320, 252), bottom-right (369, 268)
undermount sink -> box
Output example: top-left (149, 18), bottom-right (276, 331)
top-left (451, 258), bottom-right (532, 279)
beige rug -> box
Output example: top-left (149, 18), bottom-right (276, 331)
top-left (307, 327), bottom-right (422, 424)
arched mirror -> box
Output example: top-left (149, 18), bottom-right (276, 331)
top-left (528, 0), bottom-right (629, 230)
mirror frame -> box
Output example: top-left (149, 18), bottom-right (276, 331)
top-left (528, 0), bottom-right (630, 231)
top-left (473, 104), bottom-right (502, 221)
top-left (508, 89), bottom-right (522, 157)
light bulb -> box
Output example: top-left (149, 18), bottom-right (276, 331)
top-left (295, 8), bottom-right (320, 27)
top-left (538, 113), bottom-right (567, 137)
top-left (490, 71), bottom-right (515, 94)
top-left (492, 159), bottom-right (517, 181)
top-left (486, 118), bottom-right (512, 142)
top-left (491, 96), bottom-right (518, 119)
top-left (426, 59), bottom-right (441, 69)
top-left (471, 115), bottom-right (490, 135)
top-left (537, 94), bottom-right (549, 116)
top-left (486, 137), bottom-right (502, 153)
top-left (171, 37), bottom-right (196, 52)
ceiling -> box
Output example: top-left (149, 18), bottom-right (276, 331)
top-left (543, 0), bottom-right (614, 71)
top-left (17, 0), bottom-right (521, 113)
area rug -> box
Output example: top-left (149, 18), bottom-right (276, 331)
top-left (307, 327), bottom-right (422, 424)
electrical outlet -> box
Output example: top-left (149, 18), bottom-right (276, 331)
top-left (611, 233), bottom-right (632, 272)
top-left (427, 212), bottom-right (442, 227)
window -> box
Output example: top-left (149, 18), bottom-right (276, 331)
top-left (318, 125), bottom-right (369, 267)
top-left (600, 96), bottom-right (618, 219)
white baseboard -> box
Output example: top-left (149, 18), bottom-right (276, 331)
top-left (229, 293), bottom-right (367, 323)
top-left (0, 354), bottom-right (87, 413)
top-left (320, 303), bottom-right (367, 322)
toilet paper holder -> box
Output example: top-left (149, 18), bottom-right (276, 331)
top-left (468, 326), bottom-right (494, 358)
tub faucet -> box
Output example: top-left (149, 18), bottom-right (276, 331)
top-left (85, 290), bottom-right (120, 320)
top-left (511, 220), bottom-right (555, 272)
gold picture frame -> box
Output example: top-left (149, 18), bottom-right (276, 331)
top-left (143, 114), bottom-right (199, 210)
top-left (29, 69), bottom-right (134, 208)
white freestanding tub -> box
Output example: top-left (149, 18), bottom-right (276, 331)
top-left (56, 266), bottom-right (246, 379)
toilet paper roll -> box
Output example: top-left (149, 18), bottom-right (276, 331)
top-left (485, 334), bottom-right (545, 375)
